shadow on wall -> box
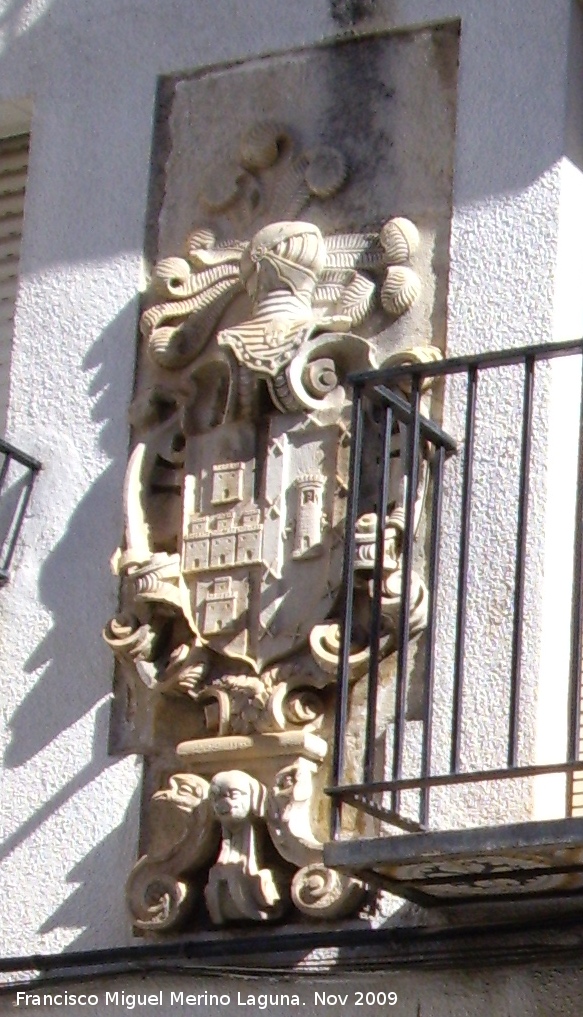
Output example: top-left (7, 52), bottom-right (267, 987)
top-left (38, 827), bottom-right (135, 950)
top-left (0, 0), bottom-right (53, 54)
top-left (3, 301), bottom-right (138, 770)
top-left (38, 776), bottom-right (141, 951)
top-left (1, 703), bottom-right (116, 865)
top-left (0, 701), bottom-right (140, 948)
top-left (0, 301), bottom-right (140, 950)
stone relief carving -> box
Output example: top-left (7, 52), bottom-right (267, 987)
top-left (107, 120), bottom-right (440, 931)
top-left (205, 770), bottom-right (288, 924)
top-left (266, 758), bottom-right (323, 866)
top-left (125, 774), bottom-right (218, 931)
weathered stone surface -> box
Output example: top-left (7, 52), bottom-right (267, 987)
top-left (155, 26), bottom-right (457, 359)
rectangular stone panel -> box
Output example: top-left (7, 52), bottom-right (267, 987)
top-left (114, 24), bottom-right (460, 935)
top-left (151, 24), bottom-right (458, 364)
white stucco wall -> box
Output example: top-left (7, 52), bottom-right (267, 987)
top-left (0, 0), bottom-right (581, 1005)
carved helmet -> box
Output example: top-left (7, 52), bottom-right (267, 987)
top-left (240, 220), bottom-right (327, 297)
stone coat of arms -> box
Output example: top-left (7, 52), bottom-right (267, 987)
top-left (105, 121), bottom-right (439, 931)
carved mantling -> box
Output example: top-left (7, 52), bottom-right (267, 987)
top-left (106, 120), bottom-right (441, 932)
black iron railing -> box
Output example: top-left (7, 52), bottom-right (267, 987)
top-left (0, 437), bottom-right (40, 584)
top-left (328, 338), bottom-right (583, 839)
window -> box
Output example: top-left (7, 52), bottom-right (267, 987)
top-left (0, 128), bottom-right (29, 433)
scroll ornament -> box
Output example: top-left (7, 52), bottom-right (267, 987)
top-left (125, 774), bottom-right (219, 931)
top-left (128, 762), bottom-right (365, 930)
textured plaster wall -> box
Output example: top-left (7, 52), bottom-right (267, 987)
top-left (0, 0), bottom-right (579, 1000)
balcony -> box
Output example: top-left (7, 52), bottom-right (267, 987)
top-left (0, 437), bottom-right (40, 585)
top-left (324, 338), bottom-right (583, 906)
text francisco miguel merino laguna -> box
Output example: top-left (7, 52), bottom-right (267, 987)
top-left (14, 990), bottom-right (306, 1008)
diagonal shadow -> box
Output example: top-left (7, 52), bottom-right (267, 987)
top-left (4, 301), bottom-right (137, 769)
top-left (37, 781), bottom-right (141, 950)
top-left (0, 706), bottom-right (116, 865)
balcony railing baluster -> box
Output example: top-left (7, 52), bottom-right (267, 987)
top-left (364, 405), bottom-right (393, 784)
top-left (419, 443), bottom-right (445, 827)
top-left (508, 355), bottom-right (535, 767)
top-left (331, 383), bottom-right (364, 839)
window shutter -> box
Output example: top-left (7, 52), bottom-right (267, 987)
top-left (0, 133), bottom-right (29, 431)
